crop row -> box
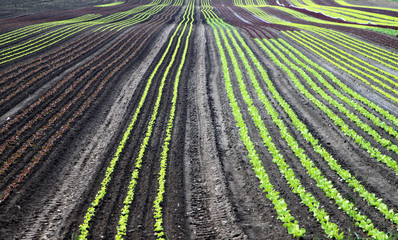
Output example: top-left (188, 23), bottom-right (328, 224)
top-left (0, 2), bottom-right (174, 131)
top-left (284, 31), bottom-right (398, 105)
top-left (0, 0), bottom-right (168, 65)
top-left (334, 0), bottom-right (398, 13)
top-left (204, 0), bottom-right (398, 238)
top-left (219, 22), bottom-right (347, 238)
top-left (77, 4), bottom-right (187, 239)
top-left (0, 14), bottom-right (100, 46)
top-left (277, 31), bottom-right (398, 176)
top-left (0, 32), bottom-right (118, 138)
top-left (241, 5), bottom-right (398, 36)
top-left (0, 31), bottom-right (101, 87)
top-left (224, 15), bottom-right (392, 239)
top-left (0, 31), bottom-right (117, 115)
top-left (0, 6), bottom-right (177, 204)
top-left (203, 0), bottom-right (311, 237)
top-left (95, 1), bottom-right (126, 7)
top-left (291, 0), bottom-right (398, 26)
top-left (153, 1), bottom-right (194, 239)
top-left (297, 31), bottom-right (398, 88)
top-left (312, 29), bottom-right (398, 71)
top-left (257, 36), bottom-right (389, 238)
top-left (269, 37), bottom-right (398, 227)
top-left (257, 36), bottom-right (398, 234)
top-left (97, 0), bottom-right (172, 32)
top-left (117, 1), bottom-right (193, 238)
top-left (274, 31), bottom-right (398, 167)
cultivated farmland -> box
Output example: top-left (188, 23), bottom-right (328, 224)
top-left (1, 0), bottom-right (398, 239)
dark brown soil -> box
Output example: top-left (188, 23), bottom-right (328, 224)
top-left (1, 0), bottom-right (398, 239)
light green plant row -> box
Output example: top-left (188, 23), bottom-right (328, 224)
top-left (94, 0), bottom-right (162, 31)
top-left (234, 0), bottom-right (244, 7)
top-left (317, 29), bottom-right (398, 61)
top-left (245, 0), bottom-right (257, 6)
top-left (269, 5), bottom-right (378, 26)
top-left (299, 0), bottom-right (398, 18)
top-left (283, 31), bottom-right (398, 105)
top-left (270, 37), bottom-right (398, 231)
top-left (0, 14), bottom-right (101, 46)
top-left (78, 3), bottom-right (189, 239)
top-left (215, 12), bottom-right (388, 236)
top-left (267, 33), bottom-right (398, 163)
top-left (152, 0), bottom-right (194, 239)
top-left (174, 0), bottom-right (184, 6)
top-left (95, 1), bottom-right (125, 7)
top-left (311, 29), bottom-right (398, 70)
top-left (113, 2), bottom-right (172, 31)
top-left (90, 0), bottom-right (161, 25)
top-left (201, 0), bottom-right (306, 237)
top-left (115, 1), bottom-right (193, 238)
top-left (293, 30), bottom-right (398, 101)
top-left (0, 25), bottom-right (90, 65)
top-left (297, 31), bottom-right (398, 86)
top-left (279, 31), bottom-right (398, 176)
top-left (243, 5), bottom-right (398, 36)
top-left (96, 0), bottom-right (171, 31)
top-left (272, 37), bottom-right (398, 158)
top-left (292, 0), bottom-right (398, 35)
top-left (208, 3), bottom-right (353, 238)
top-left (0, 0), bottom-right (166, 65)
top-left (334, 0), bottom-right (398, 12)
top-left (296, 2), bottom-right (398, 26)
top-left (277, 37), bottom-right (398, 136)
top-left (219, 21), bottom-right (345, 238)
top-left (257, 38), bottom-right (391, 239)
top-left (0, 25), bottom-right (81, 56)
top-left (256, 0), bottom-right (267, 6)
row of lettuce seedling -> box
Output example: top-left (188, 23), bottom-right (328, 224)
top-left (313, 30), bottom-right (398, 72)
top-left (221, 15), bottom-right (393, 237)
top-left (284, 31), bottom-right (398, 105)
top-left (275, 36), bottom-right (398, 227)
top-left (116, 3), bottom-right (193, 238)
top-left (276, 37), bottom-right (398, 139)
top-left (0, 14), bottom-right (100, 46)
top-left (274, 32), bottom-right (398, 176)
top-left (79, 3), bottom-right (189, 239)
top-left (255, 37), bottom-right (390, 239)
top-left (272, 38), bottom-right (398, 153)
top-left (272, 33), bottom-right (398, 165)
top-left (297, 31), bottom-right (398, 89)
top-left (322, 30), bottom-right (398, 62)
top-left (201, 0), bottom-right (306, 237)
top-left (221, 22), bottom-right (347, 238)
top-left (260, 37), bottom-right (398, 235)
top-left (98, 0), bottom-right (171, 32)
top-left (153, 2), bottom-right (195, 239)
top-left (2, 14), bottom-right (170, 204)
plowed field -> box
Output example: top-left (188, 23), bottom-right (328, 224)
top-left (1, 0), bottom-right (398, 239)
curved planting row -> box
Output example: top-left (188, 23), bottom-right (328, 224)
top-left (0, 31), bottom-right (119, 116)
top-left (0, 0), bottom-right (168, 65)
top-left (78, 1), bottom-right (193, 239)
top-left (0, 30), bottom-right (101, 85)
top-left (202, 0), bottom-right (398, 238)
top-left (290, 0), bottom-right (398, 26)
top-left (257, 36), bottom-right (398, 233)
top-left (152, 1), bottom-right (194, 238)
top-left (284, 31), bottom-right (398, 104)
top-left (0, 3), bottom-right (179, 204)
top-left (0, 14), bottom-right (101, 47)
top-left (97, 0), bottom-right (172, 32)
top-left (203, 0), bottom-right (308, 237)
